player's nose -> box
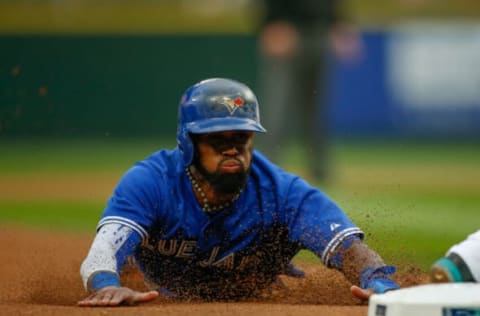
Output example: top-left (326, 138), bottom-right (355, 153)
top-left (222, 146), bottom-right (239, 156)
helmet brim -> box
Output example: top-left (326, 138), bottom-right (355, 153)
top-left (187, 117), bottom-right (266, 134)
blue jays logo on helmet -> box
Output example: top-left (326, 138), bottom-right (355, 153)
top-left (217, 96), bottom-right (245, 114)
top-left (177, 78), bottom-right (266, 166)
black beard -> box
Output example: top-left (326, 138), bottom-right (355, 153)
top-left (193, 157), bottom-right (249, 194)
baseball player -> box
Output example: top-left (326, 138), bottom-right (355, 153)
top-left (78, 78), bottom-right (399, 306)
top-left (431, 230), bottom-right (480, 283)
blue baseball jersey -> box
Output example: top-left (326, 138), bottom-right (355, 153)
top-left (97, 148), bottom-right (364, 299)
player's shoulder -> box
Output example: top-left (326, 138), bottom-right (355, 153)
top-left (136, 148), bottom-right (183, 174)
top-left (251, 150), bottom-right (300, 188)
top-left (252, 150), bottom-right (324, 196)
top-left (119, 148), bottom-right (182, 185)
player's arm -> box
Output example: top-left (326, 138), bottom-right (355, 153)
top-left (284, 178), bottom-right (399, 300)
top-left (333, 238), bottom-right (399, 300)
top-left (78, 223), bottom-right (158, 306)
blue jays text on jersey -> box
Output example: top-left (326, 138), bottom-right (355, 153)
top-left (81, 148), bottom-right (364, 300)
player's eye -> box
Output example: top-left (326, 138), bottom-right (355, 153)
top-left (195, 132), bottom-right (251, 152)
top-left (207, 137), bottom-right (225, 149)
top-left (231, 134), bottom-right (249, 144)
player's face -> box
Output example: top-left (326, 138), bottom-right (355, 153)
top-left (192, 131), bottom-right (254, 193)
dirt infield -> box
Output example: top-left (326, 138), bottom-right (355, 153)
top-left (0, 225), bottom-right (428, 316)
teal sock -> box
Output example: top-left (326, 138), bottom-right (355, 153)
top-left (433, 257), bottom-right (463, 282)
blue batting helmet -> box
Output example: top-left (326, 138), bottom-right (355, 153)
top-left (177, 78), bottom-right (266, 166)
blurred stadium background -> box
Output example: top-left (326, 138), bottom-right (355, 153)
top-left (1, 0), bottom-right (480, 271)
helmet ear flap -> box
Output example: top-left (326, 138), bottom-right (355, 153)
top-left (177, 127), bottom-right (194, 166)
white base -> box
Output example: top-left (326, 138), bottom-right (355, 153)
top-left (368, 283), bottom-right (480, 316)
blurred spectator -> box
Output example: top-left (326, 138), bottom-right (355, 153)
top-left (255, 0), bottom-right (363, 182)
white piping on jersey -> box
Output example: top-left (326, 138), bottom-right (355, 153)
top-left (321, 227), bottom-right (364, 266)
top-left (80, 223), bottom-right (133, 289)
top-left (98, 216), bottom-right (148, 240)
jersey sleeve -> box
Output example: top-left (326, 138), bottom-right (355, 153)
top-left (98, 163), bottom-right (161, 240)
top-left (80, 223), bottom-right (142, 291)
top-left (284, 178), bottom-right (364, 267)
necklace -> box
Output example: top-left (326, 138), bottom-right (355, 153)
top-left (185, 167), bottom-right (241, 212)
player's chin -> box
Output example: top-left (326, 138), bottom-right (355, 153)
top-left (213, 171), bottom-right (248, 194)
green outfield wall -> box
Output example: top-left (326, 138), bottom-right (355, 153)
top-left (2, 31), bottom-right (480, 140)
top-left (0, 35), bottom-right (257, 137)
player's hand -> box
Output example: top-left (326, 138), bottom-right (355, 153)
top-left (352, 266), bottom-right (400, 301)
top-left (350, 285), bottom-right (374, 300)
top-left (77, 286), bottom-right (159, 307)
